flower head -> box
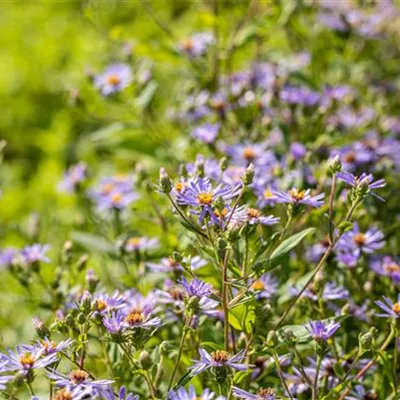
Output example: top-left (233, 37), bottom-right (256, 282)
top-left (375, 294), bottom-right (400, 319)
top-left (305, 320), bottom-right (341, 341)
top-left (232, 387), bottom-right (276, 400)
top-left (21, 244), bottom-right (50, 265)
top-left (191, 123), bottom-right (220, 144)
top-left (272, 188), bottom-right (324, 208)
top-left (94, 63), bottom-right (132, 96)
top-left (58, 162), bottom-right (87, 193)
top-left (189, 348), bottom-right (248, 376)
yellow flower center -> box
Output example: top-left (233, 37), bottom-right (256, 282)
top-left (168, 257), bottom-right (180, 269)
top-left (211, 350), bottom-right (230, 363)
top-left (247, 208), bottom-right (261, 219)
top-left (20, 353), bottom-right (35, 367)
top-left (174, 182), bottom-right (185, 192)
top-left (53, 390), bottom-right (73, 400)
top-left (353, 233), bottom-right (366, 246)
top-left (42, 340), bottom-right (57, 351)
top-left (69, 369), bottom-right (89, 384)
top-left (214, 208), bottom-right (228, 218)
top-left (125, 311), bottom-right (145, 326)
top-left (251, 280), bottom-right (265, 290)
top-left (96, 299), bottom-right (107, 311)
top-left (181, 38), bottom-right (194, 50)
top-left (102, 183), bottom-right (115, 194)
top-left (257, 388), bottom-right (275, 397)
top-left (264, 188), bottom-right (273, 199)
top-left (289, 189), bottom-right (305, 201)
top-left (197, 192), bottom-right (213, 206)
top-left (127, 237), bottom-right (142, 247)
top-left (392, 303), bottom-right (400, 314)
top-left (243, 147), bottom-right (256, 160)
top-left (111, 192), bottom-right (123, 204)
top-left (107, 74), bottom-right (121, 86)
top-left (385, 263), bottom-right (400, 273)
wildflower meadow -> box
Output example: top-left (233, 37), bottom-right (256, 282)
top-left (1, 1), bottom-right (400, 399)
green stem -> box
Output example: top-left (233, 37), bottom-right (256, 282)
top-left (312, 355), bottom-right (322, 400)
top-left (272, 352), bottom-right (294, 400)
top-left (222, 249), bottom-right (231, 351)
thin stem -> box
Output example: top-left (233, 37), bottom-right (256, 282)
top-left (140, 0), bottom-right (176, 40)
top-left (272, 352), bottom-right (294, 400)
top-left (222, 249), bottom-right (231, 351)
top-left (26, 382), bottom-right (35, 397)
top-left (338, 329), bottom-right (395, 400)
top-left (224, 187), bottom-right (246, 231)
top-left (166, 193), bottom-right (209, 240)
top-left (312, 355), bottom-right (322, 400)
top-left (168, 316), bottom-right (192, 391)
top-left (328, 174), bottom-right (336, 244)
top-left (292, 346), bottom-right (313, 386)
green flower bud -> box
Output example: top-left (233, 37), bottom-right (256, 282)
top-left (65, 314), bottom-right (75, 328)
top-left (139, 350), bottom-right (152, 370)
top-left (33, 317), bottom-right (50, 339)
top-left (266, 330), bottom-right (279, 348)
top-left (217, 237), bottom-right (228, 251)
top-left (283, 329), bottom-right (297, 345)
top-left (159, 341), bottom-right (172, 357)
top-left (159, 168), bottom-right (172, 193)
top-left (77, 254), bottom-right (89, 272)
top-left (242, 163), bottom-right (255, 185)
top-left (77, 313), bottom-right (86, 325)
top-left (219, 157), bottom-right (228, 172)
top-left (329, 155), bottom-right (342, 174)
top-left (172, 251), bottom-right (183, 263)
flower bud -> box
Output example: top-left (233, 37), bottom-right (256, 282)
top-left (86, 269), bottom-right (99, 292)
top-left (65, 314), bottom-right (75, 328)
top-left (219, 157), bottom-right (228, 172)
top-left (33, 317), bottom-right (50, 339)
top-left (242, 163), bottom-right (255, 185)
top-left (266, 330), bottom-right (279, 348)
top-left (138, 350), bottom-right (152, 370)
top-left (283, 329), bottom-right (297, 345)
top-left (77, 254), bottom-right (89, 272)
top-left (217, 237), bottom-right (228, 251)
top-left (159, 168), bottom-right (172, 193)
top-left (77, 312), bottom-right (86, 325)
top-left (159, 341), bottom-right (172, 357)
top-left (171, 251), bottom-right (183, 263)
top-left (329, 155), bottom-right (342, 173)
top-left (359, 331), bottom-right (374, 351)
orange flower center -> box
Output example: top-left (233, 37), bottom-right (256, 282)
top-left (107, 74), bottom-right (121, 86)
top-left (53, 390), bottom-right (73, 400)
top-left (385, 263), bottom-right (400, 273)
top-left (20, 353), bottom-right (35, 367)
top-left (197, 192), bottom-right (213, 205)
top-left (69, 369), bottom-right (89, 384)
top-left (174, 182), bottom-right (185, 192)
top-left (289, 189), bottom-right (305, 201)
top-left (243, 147), bottom-right (256, 160)
top-left (211, 350), bottom-right (230, 363)
top-left (251, 280), bottom-right (264, 290)
top-left (111, 192), bottom-right (123, 203)
top-left (353, 233), bottom-right (366, 246)
top-left (214, 208), bottom-right (228, 218)
top-left (102, 183), bottom-right (115, 194)
top-left (128, 237), bottom-right (142, 247)
top-left (181, 38), bottom-right (194, 50)
top-left (125, 311), bottom-right (145, 326)
top-left (96, 299), bottom-right (107, 311)
top-left (392, 303), bottom-right (400, 314)
top-left (247, 208), bottom-right (261, 219)
top-left (344, 152), bottom-right (356, 163)
top-left (257, 388), bottom-right (275, 397)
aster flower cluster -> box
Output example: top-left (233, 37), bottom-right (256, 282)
top-left (1, 1), bottom-right (400, 400)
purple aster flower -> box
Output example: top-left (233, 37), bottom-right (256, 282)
top-left (124, 236), bottom-right (159, 252)
top-left (147, 255), bottom-right (206, 273)
top-left (191, 123), bottom-right (220, 144)
top-left (337, 223), bottom-right (385, 256)
top-left (94, 63), bottom-right (132, 96)
top-left (51, 386), bottom-right (93, 400)
top-left (176, 177), bottom-right (241, 223)
top-left (58, 162), bottom-right (87, 193)
top-left (370, 256), bottom-right (400, 283)
top-left (169, 385), bottom-right (225, 400)
top-left (27, 338), bottom-right (74, 356)
top-left (179, 277), bottom-right (212, 298)
top-left (224, 142), bottom-right (275, 168)
top-left (290, 142), bottom-right (307, 161)
top-left (189, 348), bottom-right (248, 376)
top-left (178, 32), bottom-right (214, 58)
top-left (48, 369), bottom-right (114, 399)
top-left (328, 107), bottom-right (375, 130)
top-left (103, 311), bottom-right (126, 335)
top-left (93, 291), bottom-right (127, 314)
top-left (305, 320), bottom-right (341, 341)
top-left (20, 244), bottom-right (50, 265)
top-left (0, 248), bottom-right (17, 268)
top-left (280, 86), bottom-right (321, 107)
top-left (250, 273), bottom-right (278, 300)
top-left (4, 346), bottom-right (58, 373)
top-left (375, 294), bottom-right (400, 318)
top-left (336, 171), bottom-right (386, 201)
top-left (118, 386), bottom-right (139, 400)
top-left (271, 188), bottom-right (324, 208)
top-left (232, 387), bottom-right (276, 400)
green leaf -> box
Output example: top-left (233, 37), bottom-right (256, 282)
top-left (173, 370), bottom-right (193, 390)
top-left (136, 81), bottom-right (158, 108)
top-left (71, 231), bottom-right (116, 254)
top-left (270, 228), bottom-right (316, 260)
